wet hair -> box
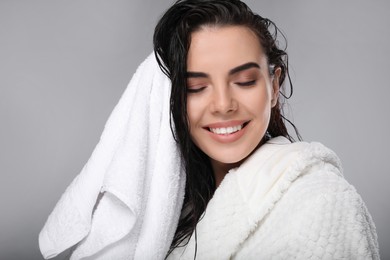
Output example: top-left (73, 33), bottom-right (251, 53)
top-left (153, 0), bottom-right (301, 256)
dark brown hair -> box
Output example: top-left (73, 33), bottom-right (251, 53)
top-left (153, 0), bottom-right (300, 257)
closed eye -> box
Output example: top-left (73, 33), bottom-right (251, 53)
top-left (187, 86), bottom-right (206, 93)
top-left (235, 80), bottom-right (256, 87)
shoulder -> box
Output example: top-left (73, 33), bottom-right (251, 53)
top-left (257, 137), bottom-right (343, 180)
top-left (242, 137), bottom-right (347, 203)
top-left (274, 139), bottom-right (375, 242)
top-left (262, 137), bottom-right (364, 225)
top-left (279, 165), bottom-right (379, 259)
top-left (276, 139), bottom-right (357, 206)
top-left (245, 136), bottom-right (367, 211)
top-left (236, 138), bottom-right (380, 259)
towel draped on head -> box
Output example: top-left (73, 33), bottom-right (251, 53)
top-left (39, 53), bottom-right (186, 260)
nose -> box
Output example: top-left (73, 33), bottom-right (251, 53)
top-left (210, 84), bottom-right (237, 114)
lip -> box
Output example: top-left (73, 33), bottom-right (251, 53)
top-left (204, 120), bottom-right (248, 129)
top-left (204, 120), bottom-right (249, 144)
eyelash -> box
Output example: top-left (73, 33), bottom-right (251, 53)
top-left (236, 80), bottom-right (256, 87)
top-left (186, 80), bottom-right (256, 93)
top-left (187, 86), bottom-right (206, 93)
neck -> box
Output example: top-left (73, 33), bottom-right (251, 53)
top-left (211, 160), bottom-right (241, 188)
top-left (211, 138), bottom-right (267, 187)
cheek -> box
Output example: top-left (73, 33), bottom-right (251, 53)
top-left (186, 99), bottom-right (195, 125)
top-left (186, 97), bottom-right (203, 134)
top-left (242, 88), bottom-right (271, 116)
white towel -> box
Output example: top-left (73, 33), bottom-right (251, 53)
top-left (39, 53), bottom-right (186, 260)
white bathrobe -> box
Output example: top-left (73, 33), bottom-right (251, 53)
top-left (168, 136), bottom-right (379, 260)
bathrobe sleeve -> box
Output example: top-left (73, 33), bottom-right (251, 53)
top-left (234, 165), bottom-right (380, 260)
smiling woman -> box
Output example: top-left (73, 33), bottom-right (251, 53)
top-left (38, 0), bottom-right (380, 259)
top-left (186, 26), bottom-right (279, 186)
top-left (153, 0), bottom-right (380, 259)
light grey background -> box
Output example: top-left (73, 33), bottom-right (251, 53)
top-left (0, 0), bottom-right (389, 259)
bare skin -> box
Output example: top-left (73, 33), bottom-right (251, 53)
top-left (186, 25), bottom-right (281, 187)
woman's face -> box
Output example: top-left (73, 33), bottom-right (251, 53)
top-left (186, 25), bottom-right (280, 171)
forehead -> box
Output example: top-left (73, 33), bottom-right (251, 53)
top-left (187, 25), bottom-right (267, 71)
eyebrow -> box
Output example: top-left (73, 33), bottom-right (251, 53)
top-left (186, 62), bottom-right (260, 78)
top-left (229, 62), bottom-right (260, 75)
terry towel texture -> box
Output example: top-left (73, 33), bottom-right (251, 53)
top-left (39, 53), bottom-right (185, 259)
top-left (168, 137), bottom-right (379, 259)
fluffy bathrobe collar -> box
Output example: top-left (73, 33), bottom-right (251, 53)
top-left (168, 136), bottom-right (342, 259)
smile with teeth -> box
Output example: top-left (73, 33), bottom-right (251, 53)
top-left (209, 124), bottom-right (243, 135)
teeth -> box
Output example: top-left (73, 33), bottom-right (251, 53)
top-left (210, 124), bottom-right (243, 135)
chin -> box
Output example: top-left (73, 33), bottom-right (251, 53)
top-left (211, 150), bottom-right (251, 165)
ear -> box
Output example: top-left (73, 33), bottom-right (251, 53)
top-left (271, 67), bottom-right (281, 107)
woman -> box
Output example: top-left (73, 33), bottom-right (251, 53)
top-left (154, 0), bottom-right (379, 259)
